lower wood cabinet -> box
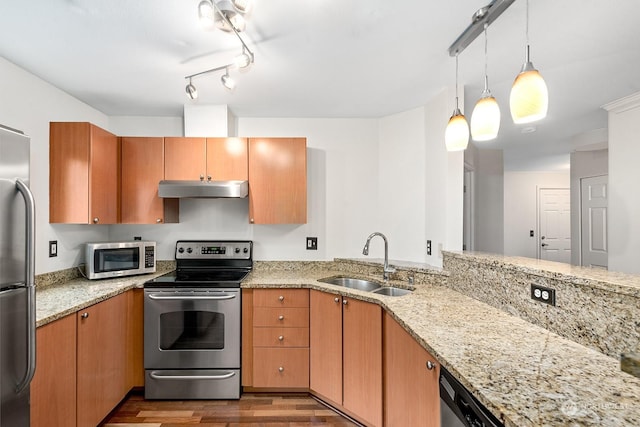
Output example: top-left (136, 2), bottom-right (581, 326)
top-left (30, 314), bottom-right (77, 427)
top-left (31, 289), bottom-right (143, 427)
top-left (383, 312), bottom-right (440, 426)
top-left (309, 290), bottom-right (383, 427)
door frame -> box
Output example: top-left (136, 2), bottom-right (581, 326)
top-left (463, 162), bottom-right (475, 252)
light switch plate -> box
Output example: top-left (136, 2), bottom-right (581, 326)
top-left (306, 237), bottom-right (318, 250)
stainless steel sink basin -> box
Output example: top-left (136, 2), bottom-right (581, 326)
top-left (318, 276), bottom-right (412, 296)
top-left (371, 286), bottom-right (412, 297)
top-left (318, 276), bottom-right (382, 292)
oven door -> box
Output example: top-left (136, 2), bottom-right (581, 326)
top-left (144, 288), bottom-right (240, 369)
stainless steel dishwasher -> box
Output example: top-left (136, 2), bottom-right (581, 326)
top-left (440, 366), bottom-right (504, 427)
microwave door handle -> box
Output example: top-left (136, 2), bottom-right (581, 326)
top-left (147, 294), bottom-right (236, 301)
top-left (15, 179), bottom-right (36, 394)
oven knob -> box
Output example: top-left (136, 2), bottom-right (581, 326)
top-left (243, 247), bottom-right (249, 253)
top-left (235, 247), bottom-right (240, 254)
top-left (178, 247), bottom-right (184, 253)
top-left (187, 247), bottom-right (193, 254)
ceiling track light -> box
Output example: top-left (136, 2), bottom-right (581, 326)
top-left (471, 24), bottom-right (501, 142)
top-left (445, 54), bottom-right (470, 152)
top-left (185, 0), bottom-right (255, 98)
top-left (509, 0), bottom-right (548, 124)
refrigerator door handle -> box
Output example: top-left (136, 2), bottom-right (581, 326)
top-left (15, 178), bottom-right (36, 393)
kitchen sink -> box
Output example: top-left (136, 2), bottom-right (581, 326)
top-left (318, 276), bottom-right (382, 292)
top-left (371, 286), bottom-right (412, 297)
top-left (318, 276), bottom-right (413, 297)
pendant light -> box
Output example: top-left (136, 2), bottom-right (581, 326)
top-left (509, 0), bottom-right (548, 124)
top-left (445, 54), bottom-right (470, 152)
top-left (471, 25), bottom-right (500, 141)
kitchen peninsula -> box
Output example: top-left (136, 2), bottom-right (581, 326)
top-left (32, 253), bottom-right (640, 427)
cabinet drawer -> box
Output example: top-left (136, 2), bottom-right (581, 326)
top-left (253, 307), bottom-right (309, 327)
top-left (253, 348), bottom-right (309, 388)
top-left (253, 289), bottom-right (309, 308)
top-left (253, 327), bottom-right (309, 348)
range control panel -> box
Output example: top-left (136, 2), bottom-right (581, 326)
top-left (175, 240), bottom-right (252, 260)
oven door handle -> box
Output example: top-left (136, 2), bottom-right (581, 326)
top-left (147, 293), bottom-right (236, 301)
top-left (149, 371), bottom-right (236, 381)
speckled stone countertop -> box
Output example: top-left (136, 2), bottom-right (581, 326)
top-left (35, 270), bottom-right (168, 327)
top-left (243, 264), bottom-right (640, 427)
top-left (35, 260), bottom-right (640, 426)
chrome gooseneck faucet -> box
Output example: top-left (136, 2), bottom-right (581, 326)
top-left (362, 232), bottom-right (396, 280)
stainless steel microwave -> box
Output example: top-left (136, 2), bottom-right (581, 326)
top-left (85, 241), bottom-right (156, 280)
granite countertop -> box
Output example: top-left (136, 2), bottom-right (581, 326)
top-left (35, 263), bottom-right (640, 426)
top-left (242, 267), bottom-right (640, 427)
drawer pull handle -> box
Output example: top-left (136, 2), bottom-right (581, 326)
top-left (278, 367), bottom-right (284, 373)
top-left (278, 315), bottom-right (284, 321)
top-left (278, 335), bottom-right (284, 341)
top-left (279, 295), bottom-right (285, 302)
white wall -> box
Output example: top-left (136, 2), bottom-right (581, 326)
top-left (0, 57), bottom-right (110, 274)
top-left (503, 171), bottom-right (570, 258)
top-left (474, 149), bottom-right (504, 254)
top-left (604, 92), bottom-right (640, 273)
top-left (109, 116), bottom-right (183, 137)
top-left (569, 149), bottom-right (608, 265)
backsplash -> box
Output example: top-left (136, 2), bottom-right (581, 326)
top-left (443, 251), bottom-right (640, 359)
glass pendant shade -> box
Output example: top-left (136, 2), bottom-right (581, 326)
top-left (509, 59), bottom-right (548, 124)
top-left (471, 92), bottom-right (501, 141)
top-left (445, 109), bottom-right (470, 151)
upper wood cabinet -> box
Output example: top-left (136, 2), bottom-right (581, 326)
top-left (50, 122), bottom-right (119, 224)
top-left (120, 137), bottom-right (178, 224)
top-left (384, 312), bottom-right (440, 427)
top-left (248, 138), bottom-right (307, 224)
top-left (164, 137), bottom-right (248, 181)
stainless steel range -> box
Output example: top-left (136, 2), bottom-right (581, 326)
top-left (144, 240), bottom-right (252, 400)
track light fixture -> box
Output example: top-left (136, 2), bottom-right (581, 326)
top-left (186, 0), bottom-right (255, 98)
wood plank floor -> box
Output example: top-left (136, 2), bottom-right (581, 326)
top-left (101, 392), bottom-right (360, 427)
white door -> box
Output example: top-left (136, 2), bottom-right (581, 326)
top-left (580, 175), bottom-right (608, 268)
top-left (538, 188), bottom-right (571, 263)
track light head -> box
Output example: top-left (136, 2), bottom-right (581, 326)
top-left (186, 79), bottom-right (198, 99)
top-left (215, 0), bottom-right (246, 32)
top-left (233, 50), bottom-right (253, 69)
top-left (221, 70), bottom-right (236, 90)
top-left (198, 0), bottom-right (215, 29)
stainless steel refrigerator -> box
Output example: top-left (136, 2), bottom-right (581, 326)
top-left (0, 124), bottom-right (36, 427)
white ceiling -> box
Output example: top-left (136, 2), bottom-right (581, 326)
top-left (1, 0), bottom-right (640, 169)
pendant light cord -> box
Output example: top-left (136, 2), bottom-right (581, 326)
top-left (526, 0), bottom-right (530, 45)
top-left (455, 54), bottom-right (460, 109)
top-left (483, 24), bottom-right (489, 92)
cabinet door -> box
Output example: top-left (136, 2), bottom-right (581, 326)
top-left (77, 292), bottom-right (128, 427)
top-left (309, 290), bottom-right (343, 405)
top-left (121, 137), bottom-right (178, 224)
top-left (206, 137), bottom-right (248, 180)
top-left (89, 124), bottom-right (119, 224)
top-left (342, 298), bottom-right (382, 427)
top-left (49, 122), bottom-right (118, 224)
top-left (248, 138), bottom-right (307, 224)
top-left (384, 313), bottom-right (440, 426)
top-left (30, 315), bottom-right (77, 427)
top-left (164, 137), bottom-right (206, 180)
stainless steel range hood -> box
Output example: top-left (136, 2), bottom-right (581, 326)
top-left (158, 180), bottom-right (248, 198)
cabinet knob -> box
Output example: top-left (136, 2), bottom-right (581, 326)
top-left (207, 175), bottom-right (212, 181)
top-left (334, 297), bottom-right (340, 303)
top-left (250, 218), bottom-right (254, 223)
top-left (426, 360), bottom-right (437, 371)
top-left (156, 218), bottom-right (162, 223)
top-left (92, 217), bottom-right (99, 224)
top-left (278, 367), bottom-right (284, 373)
top-left (278, 315), bottom-right (284, 321)
top-left (279, 295), bottom-right (285, 302)
top-left (278, 335), bottom-right (284, 341)
top-left (81, 312), bottom-right (89, 319)
top-left (343, 299), bottom-right (348, 305)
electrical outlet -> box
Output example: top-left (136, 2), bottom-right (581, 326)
top-left (306, 237), bottom-right (318, 250)
top-left (531, 284), bottom-right (556, 306)
top-left (426, 240), bottom-right (432, 255)
top-left (49, 240), bottom-right (58, 257)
